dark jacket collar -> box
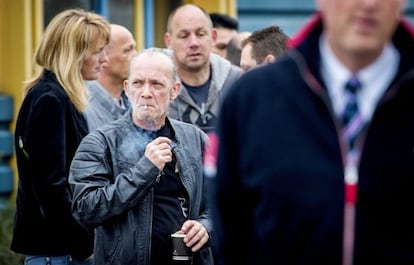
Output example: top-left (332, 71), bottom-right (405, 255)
top-left (287, 13), bottom-right (414, 89)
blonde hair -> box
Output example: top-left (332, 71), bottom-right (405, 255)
top-left (24, 9), bottom-right (110, 112)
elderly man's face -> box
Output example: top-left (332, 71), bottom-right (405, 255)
top-left (317, 0), bottom-right (405, 65)
top-left (124, 53), bottom-right (180, 129)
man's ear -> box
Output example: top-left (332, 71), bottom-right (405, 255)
top-left (264, 54), bottom-right (276, 64)
top-left (170, 82), bottom-right (181, 101)
top-left (164, 32), bottom-right (172, 48)
top-left (123, 79), bottom-right (130, 96)
top-left (212, 28), bottom-right (218, 43)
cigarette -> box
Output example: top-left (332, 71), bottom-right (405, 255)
top-left (144, 105), bottom-right (147, 110)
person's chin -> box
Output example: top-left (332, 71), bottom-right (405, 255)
top-left (84, 72), bottom-right (100, 81)
top-left (135, 111), bottom-right (152, 120)
top-left (185, 60), bottom-right (206, 72)
top-left (347, 38), bottom-right (382, 56)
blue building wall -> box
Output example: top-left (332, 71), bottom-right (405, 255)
top-left (238, 1), bottom-right (414, 37)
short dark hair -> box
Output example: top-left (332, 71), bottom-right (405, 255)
top-left (226, 38), bottom-right (242, 66)
top-left (209, 13), bottom-right (238, 30)
top-left (241, 26), bottom-right (289, 64)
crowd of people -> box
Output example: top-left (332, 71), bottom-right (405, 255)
top-left (10, 1), bottom-right (414, 265)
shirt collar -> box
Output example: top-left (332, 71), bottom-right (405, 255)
top-left (320, 34), bottom-right (400, 121)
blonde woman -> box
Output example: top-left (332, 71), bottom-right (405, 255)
top-left (11, 9), bottom-right (110, 265)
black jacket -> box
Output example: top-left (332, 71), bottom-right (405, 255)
top-left (213, 15), bottom-right (414, 265)
top-left (11, 70), bottom-right (93, 259)
top-left (70, 113), bottom-right (213, 265)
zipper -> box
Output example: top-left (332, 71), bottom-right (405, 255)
top-left (18, 136), bottom-right (29, 159)
top-left (173, 147), bottom-right (192, 218)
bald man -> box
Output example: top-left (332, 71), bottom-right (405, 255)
top-left (164, 4), bottom-right (241, 133)
top-left (85, 24), bottom-right (137, 131)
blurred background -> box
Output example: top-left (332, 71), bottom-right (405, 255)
top-left (0, 1), bottom-right (414, 263)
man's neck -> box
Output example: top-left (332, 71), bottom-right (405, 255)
top-left (133, 115), bottom-right (165, 131)
top-left (177, 64), bottom-right (211, 87)
top-left (98, 76), bottom-right (124, 99)
top-left (325, 37), bottom-right (385, 74)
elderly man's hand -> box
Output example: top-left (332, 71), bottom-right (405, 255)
top-left (145, 136), bottom-right (172, 170)
top-left (177, 220), bottom-right (209, 252)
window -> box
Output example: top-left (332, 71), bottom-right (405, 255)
top-left (43, 0), bottom-right (134, 34)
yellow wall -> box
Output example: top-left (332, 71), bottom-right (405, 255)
top-left (154, 0), bottom-right (171, 48)
top-left (184, 0), bottom-right (236, 16)
top-left (134, 0), bottom-right (145, 51)
top-left (0, 0), bottom-right (43, 191)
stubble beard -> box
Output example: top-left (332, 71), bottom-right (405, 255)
top-left (181, 57), bottom-right (209, 73)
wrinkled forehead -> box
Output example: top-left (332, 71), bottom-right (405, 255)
top-left (130, 54), bottom-right (174, 79)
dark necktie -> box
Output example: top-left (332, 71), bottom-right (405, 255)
top-left (342, 76), bottom-right (362, 150)
top-left (342, 76), bottom-right (362, 265)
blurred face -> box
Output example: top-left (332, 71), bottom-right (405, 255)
top-left (212, 27), bottom-right (237, 58)
top-left (81, 40), bottom-right (108, 80)
top-left (165, 5), bottom-right (216, 73)
top-left (317, 0), bottom-right (405, 69)
top-left (104, 25), bottom-right (137, 82)
top-left (124, 53), bottom-right (180, 129)
top-left (240, 43), bottom-right (257, 72)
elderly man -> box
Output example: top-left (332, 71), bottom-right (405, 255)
top-left (70, 48), bottom-right (213, 265)
top-left (211, 0), bottom-right (414, 264)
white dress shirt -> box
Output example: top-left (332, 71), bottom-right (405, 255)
top-left (319, 35), bottom-right (400, 124)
